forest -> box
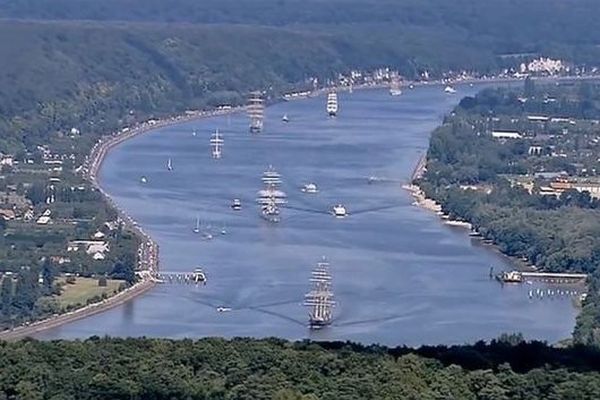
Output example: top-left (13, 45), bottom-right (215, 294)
top-left (0, 336), bottom-right (599, 399)
top-left (3, 0), bottom-right (600, 157)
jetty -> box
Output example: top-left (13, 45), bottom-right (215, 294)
top-left (497, 270), bottom-right (587, 284)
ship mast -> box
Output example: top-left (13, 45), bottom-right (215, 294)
top-left (304, 258), bottom-right (335, 328)
top-left (257, 165), bottom-right (287, 222)
top-left (247, 91), bottom-right (265, 133)
top-left (210, 129), bottom-right (223, 159)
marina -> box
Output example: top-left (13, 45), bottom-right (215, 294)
top-left (35, 84), bottom-right (579, 346)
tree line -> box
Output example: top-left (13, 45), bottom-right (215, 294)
top-left (0, 336), bottom-right (599, 399)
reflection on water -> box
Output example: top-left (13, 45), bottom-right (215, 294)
top-left (36, 85), bottom-right (578, 346)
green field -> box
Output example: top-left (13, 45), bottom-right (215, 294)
top-left (55, 277), bottom-right (123, 309)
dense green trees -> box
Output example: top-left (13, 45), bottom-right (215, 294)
top-left (0, 337), bottom-right (599, 399)
top-left (2, 0), bottom-right (600, 158)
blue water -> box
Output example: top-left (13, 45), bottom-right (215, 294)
top-left (37, 84), bottom-right (579, 346)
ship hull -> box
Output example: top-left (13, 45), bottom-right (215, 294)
top-left (261, 213), bottom-right (280, 223)
top-left (308, 319), bottom-right (331, 329)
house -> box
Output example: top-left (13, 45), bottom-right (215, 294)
top-left (527, 115), bottom-right (549, 122)
top-left (67, 240), bottom-right (109, 255)
top-left (50, 256), bottom-right (71, 265)
top-left (0, 209), bottom-right (16, 220)
top-left (87, 242), bottom-right (109, 255)
top-left (0, 156), bottom-right (14, 166)
top-left (528, 145), bottom-right (543, 155)
top-left (92, 252), bottom-right (105, 261)
top-left (23, 209), bottom-right (34, 221)
top-left (92, 231), bottom-right (105, 239)
top-left (492, 130), bottom-right (522, 139)
top-left (36, 215), bottom-right (51, 225)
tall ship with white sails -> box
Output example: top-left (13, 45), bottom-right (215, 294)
top-left (304, 258), bottom-right (335, 328)
top-left (210, 129), bottom-right (224, 159)
top-left (247, 91), bottom-right (265, 133)
top-left (326, 91), bottom-right (338, 117)
top-left (257, 165), bottom-right (287, 222)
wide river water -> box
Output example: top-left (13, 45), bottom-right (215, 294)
top-left (38, 84), bottom-right (578, 346)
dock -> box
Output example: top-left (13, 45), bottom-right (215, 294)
top-left (152, 270), bottom-right (207, 284)
top-left (497, 270), bottom-right (587, 284)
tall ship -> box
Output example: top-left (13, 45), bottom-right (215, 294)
top-left (304, 258), bottom-right (335, 328)
top-left (389, 77), bottom-right (403, 96)
top-left (326, 91), bottom-right (338, 117)
top-left (256, 165), bottom-right (287, 206)
top-left (257, 166), bottom-right (287, 222)
top-left (210, 129), bottom-right (224, 159)
top-left (247, 91), bottom-right (265, 133)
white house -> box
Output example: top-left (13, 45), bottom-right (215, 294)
top-left (492, 131), bottom-right (522, 139)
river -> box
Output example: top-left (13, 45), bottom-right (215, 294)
top-left (36, 84), bottom-right (579, 346)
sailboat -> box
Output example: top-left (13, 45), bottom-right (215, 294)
top-left (327, 92), bottom-right (338, 117)
top-left (193, 216), bottom-right (200, 234)
top-left (167, 158), bottom-right (173, 171)
top-left (210, 129), bottom-right (224, 159)
top-left (304, 258), bottom-right (335, 329)
top-left (282, 114), bottom-right (289, 123)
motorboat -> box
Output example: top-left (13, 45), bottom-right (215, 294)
top-left (444, 85), bottom-right (457, 94)
top-left (231, 199), bottom-right (242, 210)
top-left (301, 183), bottom-right (319, 194)
top-left (332, 204), bottom-right (348, 218)
top-left (217, 306), bottom-right (232, 313)
top-left (282, 114), bottom-right (289, 123)
top-left (140, 176), bottom-right (148, 184)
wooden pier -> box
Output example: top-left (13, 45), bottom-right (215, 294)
top-left (497, 270), bottom-right (587, 284)
top-left (153, 270), bottom-right (207, 285)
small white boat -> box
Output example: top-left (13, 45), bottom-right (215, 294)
top-left (301, 183), bottom-right (319, 193)
top-left (389, 77), bottom-right (402, 96)
top-left (444, 85), bottom-right (457, 94)
top-left (167, 158), bottom-right (173, 171)
top-left (231, 198), bottom-right (242, 210)
top-left (282, 114), bottom-right (289, 123)
top-left (192, 130), bottom-right (197, 137)
top-left (217, 306), bottom-right (231, 313)
top-left (221, 226), bottom-right (227, 235)
top-left (193, 216), bottom-right (200, 234)
top-left (409, 84), bottom-right (415, 89)
top-left (332, 204), bottom-right (347, 218)
top-left (140, 176), bottom-right (148, 184)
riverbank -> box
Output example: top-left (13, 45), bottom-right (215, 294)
top-left (0, 106), bottom-right (244, 340)
top-left (0, 279), bottom-right (155, 341)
